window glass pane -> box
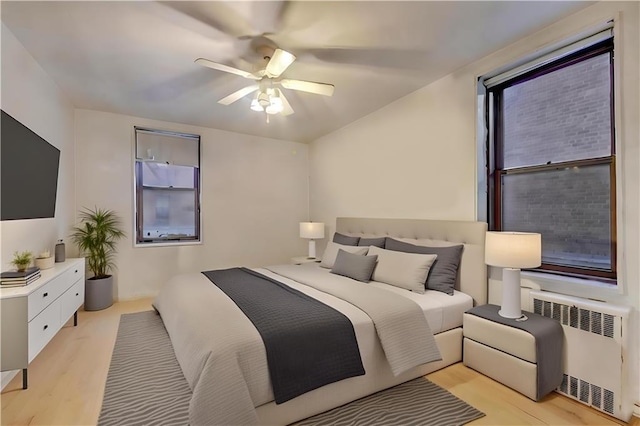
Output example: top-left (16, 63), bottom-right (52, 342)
top-left (142, 162), bottom-right (195, 189)
top-left (141, 189), bottom-right (196, 239)
top-left (502, 164), bottom-right (611, 270)
top-left (502, 53), bottom-right (611, 169)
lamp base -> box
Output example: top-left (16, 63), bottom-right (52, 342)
top-left (498, 268), bottom-right (524, 320)
top-left (307, 240), bottom-right (317, 259)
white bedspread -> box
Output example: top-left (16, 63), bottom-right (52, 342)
top-left (154, 265), bottom-right (442, 425)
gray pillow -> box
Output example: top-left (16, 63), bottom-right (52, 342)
top-left (331, 249), bottom-right (378, 282)
top-left (358, 237), bottom-right (386, 248)
top-left (332, 232), bottom-right (360, 246)
top-left (384, 238), bottom-right (464, 295)
top-left (320, 242), bottom-right (369, 269)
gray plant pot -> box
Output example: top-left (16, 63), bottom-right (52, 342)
top-left (85, 275), bottom-right (114, 311)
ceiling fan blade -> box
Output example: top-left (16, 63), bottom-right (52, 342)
top-left (280, 79), bottom-right (334, 97)
top-left (218, 85), bottom-right (259, 105)
top-left (195, 58), bottom-right (260, 80)
top-left (278, 90), bottom-right (294, 116)
top-left (265, 49), bottom-right (296, 78)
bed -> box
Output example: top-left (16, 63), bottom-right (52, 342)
top-left (154, 217), bottom-right (487, 425)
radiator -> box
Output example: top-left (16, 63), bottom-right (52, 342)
top-left (529, 290), bottom-right (632, 421)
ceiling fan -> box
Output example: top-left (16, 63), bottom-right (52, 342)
top-left (195, 47), bottom-right (335, 120)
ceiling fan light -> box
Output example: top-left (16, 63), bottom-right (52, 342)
top-left (265, 104), bottom-right (282, 115)
top-left (250, 98), bottom-right (264, 112)
top-left (257, 92), bottom-right (271, 107)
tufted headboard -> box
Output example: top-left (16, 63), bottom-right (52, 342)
top-left (336, 217), bottom-right (488, 306)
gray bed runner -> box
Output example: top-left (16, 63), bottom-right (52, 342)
top-left (466, 304), bottom-right (563, 400)
top-left (202, 267), bottom-right (365, 404)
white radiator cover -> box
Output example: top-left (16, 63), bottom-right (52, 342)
top-left (529, 290), bottom-right (632, 421)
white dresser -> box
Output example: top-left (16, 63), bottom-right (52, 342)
top-left (0, 258), bottom-right (84, 389)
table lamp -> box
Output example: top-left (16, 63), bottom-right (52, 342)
top-left (485, 231), bottom-right (542, 320)
top-left (299, 222), bottom-right (325, 259)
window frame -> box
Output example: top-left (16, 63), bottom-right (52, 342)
top-left (487, 39), bottom-right (617, 282)
top-left (133, 127), bottom-right (202, 246)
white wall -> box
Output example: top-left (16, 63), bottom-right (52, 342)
top-left (74, 109), bottom-right (309, 300)
top-left (0, 23), bottom-right (76, 388)
top-left (310, 1), bottom-right (639, 419)
top-left (0, 23), bottom-right (76, 268)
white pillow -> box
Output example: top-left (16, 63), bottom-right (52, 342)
top-left (367, 246), bottom-right (437, 294)
top-left (320, 242), bottom-right (369, 269)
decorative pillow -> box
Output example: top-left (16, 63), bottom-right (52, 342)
top-left (320, 242), bottom-right (369, 269)
top-left (366, 246), bottom-right (437, 294)
top-left (358, 237), bottom-right (386, 248)
top-left (384, 238), bottom-right (464, 295)
top-left (332, 232), bottom-right (360, 246)
top-left (331, 249), bottom-right (378, 282)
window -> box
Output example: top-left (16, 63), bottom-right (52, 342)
top-left (486, 35), bottom-right (616, 281)
top-left (134, 128), bottom-right (201, 244)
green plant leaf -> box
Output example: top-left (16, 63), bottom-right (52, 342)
top-left (71, 207), bottom-right (125, 278)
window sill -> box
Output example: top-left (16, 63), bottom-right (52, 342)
top-left (520, 270), bottom-right (625, 303)
top-left (134, 240), bottom-right (202, 248)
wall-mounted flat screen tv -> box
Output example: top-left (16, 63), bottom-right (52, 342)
top-left (1, 110), bottom-right (60, 220)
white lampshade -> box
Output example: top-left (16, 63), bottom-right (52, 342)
top-left (299, 222), bottom-right (325, 239)
top-left (485, 231), bottom-right (542, 269)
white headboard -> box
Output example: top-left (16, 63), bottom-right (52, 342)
top-left (336, 217), bottom-right (488, 306)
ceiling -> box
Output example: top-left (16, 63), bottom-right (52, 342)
top-left (1, 1), bottom-right (591, 143)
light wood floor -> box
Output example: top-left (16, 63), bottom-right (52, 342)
top-left (1, 298), bottom-right (636, 425)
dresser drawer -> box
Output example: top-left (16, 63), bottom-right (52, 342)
top-left (28, 264), bottom-right (82, 321)
top-left (28, 299), bottom-right (61, 363)
top-left (61, 279), bottom-right (84, 324)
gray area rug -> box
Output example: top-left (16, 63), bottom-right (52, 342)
top-left (99, 311), bottom-right (484, 426)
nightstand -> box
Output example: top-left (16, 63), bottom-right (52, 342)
top-left (290, 256), bottom-right (320, 265)
top-left (463, 304), bottom-right (563, 401)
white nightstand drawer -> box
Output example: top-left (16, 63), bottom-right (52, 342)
top-left (28, 265), bottom-right (81, 321)
top-left (463, 313), bottom-right (536, 363)
top-left (60, 279), bottom-right (84, 324)
top-left (464, 337), bottom-right (538, 400)
top-left (28, 299), bottom-right (61, 362)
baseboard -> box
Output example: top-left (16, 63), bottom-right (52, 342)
top-left (1, 370), bottom-right (19, 391)
top-left (633, 402), bottom-right (640, 418)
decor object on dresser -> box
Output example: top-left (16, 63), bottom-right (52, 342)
top-left (299, 222), bottom-right (325, 259)
top-left (10, 250), bottom-right (33, 272)
top-left (35, 250), bottom-right (55, 270)
top-left (55, 239), bottom-right (66, 262)
top-left (71, 207), bottom-right (125, 311)
top-left (1, 267), bottom-right (41, 288)
top-left (0, 259), bottom-right (84, 389)
top-left (485, 231), bottom-right (541, 319)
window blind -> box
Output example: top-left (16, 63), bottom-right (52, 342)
top-left (484, 25), bottom-right (613, 89)
top-left (135, 128), bottom-right (200, 167)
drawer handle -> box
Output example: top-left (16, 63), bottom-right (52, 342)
top-left (76, 293), bottom-right (79, 296)
top-left (75, 270), bottom-right (78, 273)
top-left (43, 324), bottom-right (48, 331)
top-left (43, 292), bottom-right (48, 298)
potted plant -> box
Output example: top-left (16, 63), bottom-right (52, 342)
top-left (11, 251), bottom-right (33, 272)
top-left (71, 207), bottom-right (125, 311)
